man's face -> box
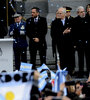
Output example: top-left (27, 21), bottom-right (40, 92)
top-left (31, 9), bottom-right (39, 18)
top-left (14, 16), bottom-right (22, 23)
top-left (78, 8), bottom-right (85, 18)
top-left (87, 8), bottom-right (90, 16)
top-left (66, 11), bottom-right (71, 17)
top-left (56, 11), bottom-right (60, 18)
top-left (57, 8), bottom-right (66, 19)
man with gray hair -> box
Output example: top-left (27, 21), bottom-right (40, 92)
top-left (72, 6), bottom-right (89, 77)
top-left (51, 7), bottom-right (75, 75)
top-left (76, 6), bottom-right (85, 18)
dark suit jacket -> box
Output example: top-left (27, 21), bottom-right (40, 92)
top-left (85, 14), bottom-right (90, 41)
top-left (26, 16), bottom-right (47, 49)
top-left (72, 16), bottom-right (89, 46)
top-left (51, 17), bottom-right (73, 54)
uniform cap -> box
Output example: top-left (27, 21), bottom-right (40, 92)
top-left (12, 13), bottom-right (21, 18)
top-left (64, 6), bottom-right (72, 11)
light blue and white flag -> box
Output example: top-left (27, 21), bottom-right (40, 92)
top-left (52, 66), bottom-right (68, 96)
top-left (38, 77), bottom-right (47, 91)
top-left (37, 64), bottom-right (50, 91)
top-left (49, 70), bottom-right (56, 85)
top-left (57, 64), bottom-right (61, 71)
top-left (39, 70), bottom-right (48, 79)
top-left (38, 70), bottom-right (48, 91)
top-left (37, 64), bottom-right (49, 72)
top-left (37, 64), bottom-right (56, 91)
top-left (20, 62), bottom-right (32, 72)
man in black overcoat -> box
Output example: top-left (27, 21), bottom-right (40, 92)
top-left (72, 6), bottom-right (89, 77)
top-left (51, 7), bottom-right (74, 75)
top-left (26, 7), bottom-right (47, 69)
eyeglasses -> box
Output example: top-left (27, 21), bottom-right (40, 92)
top-left (66, 11), bottom-right (70, 13)
top-left (79, 11), bottom-right (85, 13)
top-left (56, 13), bottom-right (63, 15)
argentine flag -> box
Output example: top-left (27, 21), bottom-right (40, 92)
top-left (37, 64), bottom-right (56, 91)
top-left (20, 62), bottom-right (32, 72)
top-left (38, 70), bottom-right (48, 91)
top-left (37, 64), bottom-right (49, 72)
top-left (52, 65), bottom-right (68, 96)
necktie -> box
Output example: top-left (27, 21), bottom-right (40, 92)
top-left (34, 18), bottom-right (38, 23)
top-left (17, 23), bottom-right (19, 27)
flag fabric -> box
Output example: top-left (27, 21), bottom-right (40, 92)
top-left (52, 70), bottom-right (60, 92)
top-left (39, 70), bottom-right (48, 79)
top-left (52, 66), bottom-right (68, 96)
top-left (38, 70), bottom-right (48, 91)
top-left (37, 64), bottom-right (56, 91)
top-left (0, 94), bottom-right (5, 100)
top-left (0, 71), bottom-right (33, 100)
top-left (38, 77), bottom-right (47, 91)
top-left (57, 64), bottom-right (61, 71)
top-left (0, 82), bottom-right (32, 100)
top-left (37, 64), bottom-right (49, 72)
top-left (20, 62), bottom-right (32, 72)
top-left (49, 70), bottom-right (56, 86)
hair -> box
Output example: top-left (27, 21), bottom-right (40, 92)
top-left (86, 4), bottom-right (90, 11)
top-left (31, 7), bottom-right (40, 13)
top-left (62, 7), bottom-right (66, 13)
top-left (75, 81), bottom-right (81, 90)
top-left (76, 6), bottom-right (85, 12)
top-left (86, 4), bottom-right (90, 9)
top-left (58, 7), bottom-right (66, 14)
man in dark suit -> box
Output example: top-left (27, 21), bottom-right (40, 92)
top-left (51, 7), bottom-right (74, 75)
top-left (9, 13), bottom-right (28, 70)
top-left (72, 6), bottom-right (89, 77)
top-left (85, 5), bottom-right (90, 76)
top-left (65, 7), bottom-right (73, 19)
top-left (65, 6), bottom-right (74, 26)
top-left (26, 7), bottom-right (47, 69)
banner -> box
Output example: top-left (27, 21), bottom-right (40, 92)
top-left (0, 82), bottom-right (32, 100)
top-left (0, 71), bottom-right (34, 100)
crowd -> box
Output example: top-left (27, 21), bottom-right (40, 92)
top-left (30, 70), bottom-right (90, 100)
top-left (9, 4), bottom-right (90, 77)
top-left (0, 4), bottom-right (90, 100)
top-left (51, 5), bottom-right (90, 77)
top-left (0, 4), bottom-right (90, 77)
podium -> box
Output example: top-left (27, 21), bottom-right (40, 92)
top-left (0, 38), bottom-right (14, 72)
